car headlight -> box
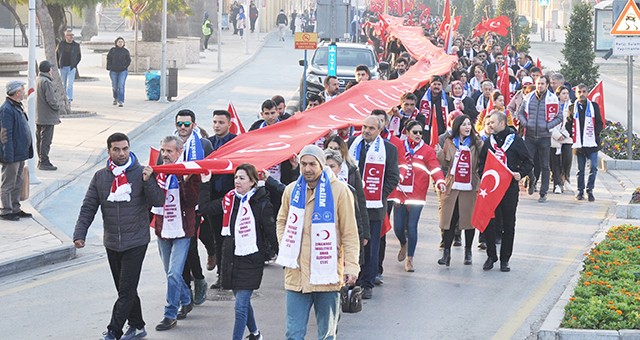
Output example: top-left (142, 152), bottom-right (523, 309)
top-left (306, 74), bottom-right (323, 85)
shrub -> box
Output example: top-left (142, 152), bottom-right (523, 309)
top-left (599, 120), bottom-right (640, 160)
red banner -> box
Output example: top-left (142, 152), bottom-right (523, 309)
top-left (228, 101), bottom-right (246, 135)
top-left (153, 18), bottom-right (457, 175)
top-left (471, 151), bottom-right (513, 232)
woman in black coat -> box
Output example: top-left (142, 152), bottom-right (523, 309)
top-left (208, 163), bottom-right (277, 340)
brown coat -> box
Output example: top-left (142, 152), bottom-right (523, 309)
top-left (276, 171), bottom-right (360, 293)
top-left (436, 136), bottom-right (483, 230)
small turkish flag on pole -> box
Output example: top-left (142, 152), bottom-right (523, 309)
top-left (588, 80), bottom-right (606, 127)
top-left (471, 151), bottom-right (514, 232)
top-left (149, 147), bottom-right (160, 166)
top-left (429, 105), bottom-right (439, 148)
top-left (228, 101), bottom-right (246, 135)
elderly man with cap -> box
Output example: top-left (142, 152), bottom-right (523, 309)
top-left (276, 144), bottom-right (360, 340)
top-left (0, 80), bottom-right (33, 221)
top-left (36, 60), bottom-right (61, 171)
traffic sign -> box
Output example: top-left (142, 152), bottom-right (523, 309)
top-left (327, 43), bottom-right (337, 77)
top-left (613, 36), bottom-right (640, 55)
top-left (294, 32), bottom-right (318, 50)
top-left (539, 0), bottom-right (550, 7)
top-left (610, 0), bottom-right (640, 35)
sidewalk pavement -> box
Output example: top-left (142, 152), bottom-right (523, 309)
top-left (0, 28), bottom-right (272, 277)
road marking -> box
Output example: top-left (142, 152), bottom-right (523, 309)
top-left (492, 245), bottom-right (583, 339)
top-left (0, 261), bottom-right (105, 298)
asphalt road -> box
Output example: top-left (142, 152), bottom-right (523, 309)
top-left (0, 34), bottom-right (624, 339)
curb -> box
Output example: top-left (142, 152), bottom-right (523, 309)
top-left (12, 31), bottom-right (275, 277)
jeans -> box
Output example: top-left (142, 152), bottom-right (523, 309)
top-left (106, 244), bottom-right (147, 339)
top-left (109, 70), bottom-right (128, 103)
top-left (36, 125), bottom-right (55, 165)
top-left (59, 66), bottom-right (76, 101)
top-left (524, 136), bottom-right (551, 196)
top-left (393, 203), bottom-right (423, 257)
top-left (157, 237), bottom-right (191, 319)
top-left (0, 160), bottom-right (24, 215)
top-left (285, 290), bottom-right (340, 340)
top-left (362, 220), bottom-right (381, 289)
top-left (232, 290), bottom-right (257, 340)
top-left (576, 150), bottom-right (598, 193)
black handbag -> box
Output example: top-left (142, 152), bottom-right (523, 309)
top-left (340, 286), bottom-right (362, 313)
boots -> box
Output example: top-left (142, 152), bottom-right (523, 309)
top-left (397, 243), bottom-right (407, 262)
top-left (464, 248), bottom-right (472, 265)
top-left (405, 256), bottom-right (414, 272)
top-left (437, 249), bottom-right (451, 266)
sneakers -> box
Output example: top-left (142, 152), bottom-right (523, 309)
top-left (177, 302), bottom-right (193, 320)
top-left (538, 195), bottom-right (547, 203)
top-left (118, 102), bottom-right (124, 107)
top-left (588, 191), bottom-right (595, 202)
top-left (0, 213), bottom-right (19, 221)
top-left (113, 100), bottom-right (117, 105)
top-left (100, 330), bottom-right (118, 340)
top-left (155, 317), bottom-right (177, 331)
top-left (17, 210), bottom-right (32, 218)
top-left (362, 287), bottom-right (372, 299)
top-left (194, 278), bottom-right (208, 305)
top-left (397, 243), bottom-right (407, 262)
top-left (576, 191), bottom-right (584, 201)
top-left (564, 180), bottom-right (572, 192)
top-left (121, 326), bottom-right (147, 340)
top-left (374, 274), bottom-right (384, 285)
top-left (554, 185), bottom-right (562, 194)
top-left (38, 163), bottom-right (58, 171)
top-left (247, 332), bottom-right (263, 340)
top-left (206, 255), bottom-right (216, 271)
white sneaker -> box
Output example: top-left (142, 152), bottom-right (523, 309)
top-left (564, 182), bottom-right (572, 192)
top-left (554, 185), bottom-right (562, 194)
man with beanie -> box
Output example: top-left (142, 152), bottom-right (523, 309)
top-left (0, 80), bottom-right (33, 221)
top-left (36, 60), bottom-right (61, 171)
top-left (276, 145), bottom-right (360, 340)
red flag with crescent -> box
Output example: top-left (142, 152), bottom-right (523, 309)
top-left (471, 151), bottom-right (513, 232)
top-left (438, 0), bottom-right (451, 36)
top-left (484, 16), bottom-right (511, 36)
top-left (228, 101), bottom-right (246, 135)
top-left (497, 60), bottom-right (511, 107)
top-left (588, 80), bottom-right (606, 127)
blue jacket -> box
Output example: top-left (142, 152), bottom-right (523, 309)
top-left (0, 97), bottom-right (33, 163)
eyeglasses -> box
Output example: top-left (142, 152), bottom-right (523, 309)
top-left (410, 130), bottom-right (422, 135)
top-left (176, 121), bottom-right (192, 127)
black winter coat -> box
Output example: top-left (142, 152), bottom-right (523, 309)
top-left (106, 46), bottom-right (131, 72)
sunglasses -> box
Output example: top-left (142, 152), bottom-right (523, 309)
top-left (176, 121), bottom-right (192, 127)
top-left (410, 130), bottom-right (422, 135)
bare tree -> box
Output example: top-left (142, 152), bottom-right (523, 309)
top-left (0, 0), bottom-right (28, 44)
top-left (81, 4), bottom-right (98, 41)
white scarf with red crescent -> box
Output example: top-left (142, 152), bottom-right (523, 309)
top-left (349, 135), bottom-right (386, 208)
top-left (490, 133), bottom-right (515, 165)
top-left (450, 136), bottom-right (473, 191)
top-left (276, 169), bottom-right (338, 285)
top-left (572, 100), bottom-right (597, 148)
top-left (222, 188), bottom-right (259, 256)
top-left (523, 90), bottom-right (559, 123)
top-left (419, 89), bottom-right (449, 134)
top-left (399, 139), bottom-right (424, 193)
top-left (152, 173), bottom-right (185, 239)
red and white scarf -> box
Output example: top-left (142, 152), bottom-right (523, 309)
top-left (348, 135), bottom-right (386, 208)
top-left (107, 154), bottom-right (134, 202)
top-left (490, 133), bottom-right (515, 165)
top-left (398, 139), bottom-right (424, 193)
top-left (572, 100), bottom-right (597, 148)
top-left (152, 173), bottom-right (185, 239)
top-left (523, 90), bottom-right (559, 123)
top-left (450, 137), bottom-right (473, 191)
top-left (222, 188), bottom-right (259, 256)
top-left (419, 89), bottom-right (449, 134)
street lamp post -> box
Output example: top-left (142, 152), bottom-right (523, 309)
top-left (217, 0), bottom-right (222, 72)
top-left (27, 0), bottom-right (39, 183)
top-left (159, 0), bottom-right (168, 103)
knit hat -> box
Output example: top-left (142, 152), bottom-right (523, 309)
top-left (39, 60), bottom-right (51, 73)
top-left (522, 76), bottom-right (534, 86)
top-left (299, 145), bottom-right (326, 168)
top-left (6, 80), bottom-right (25, 95)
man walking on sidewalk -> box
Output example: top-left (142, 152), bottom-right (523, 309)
top-left (73, 132), bottom-right (165, 340)
top-left (55, 29), bottom-right (81, 104)
top-left (0, 80), bottom-right (33, 221)
top-left (276, 9), bottom-right (288, 41)
top-left (36, 60), bottom-right (61, 171)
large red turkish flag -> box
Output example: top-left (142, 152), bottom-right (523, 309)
top-left (471, 151), bottom-right (513, 232)
top-left (588, 81), bottom-right (606, 127)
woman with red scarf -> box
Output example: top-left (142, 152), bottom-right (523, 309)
top-left (390, 120), bottom-right (445, 272)
top-left (437, 115), bottom-right (483, 266)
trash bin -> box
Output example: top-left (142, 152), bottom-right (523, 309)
top-left (167, 60), bottom-right (178, 100)
top-left (145, 70), bottom-right (161, 101)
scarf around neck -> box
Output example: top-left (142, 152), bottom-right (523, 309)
top-left (450, 136), bottom-right (472, 191)
top-left (107, 153), bottom-right (135, 202)
top-left (222, 188), bottom-right (259, 256)
top-left (348, 135), bottom-right (387, 208)
top-left (572, 100), bottom-right (597, 148)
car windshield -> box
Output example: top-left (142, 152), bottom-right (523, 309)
top-left (312, 47), bottom-right (376, 68)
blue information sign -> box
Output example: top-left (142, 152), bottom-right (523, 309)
top-left (328, 43), bottom-right (337, 77)
top-left (539, 0), bottom-right (550, 6)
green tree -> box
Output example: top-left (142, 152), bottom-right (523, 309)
top-left (560, 1), bottom-right (599, 88)
top-left (453, 0), bottom-right (474, 38)
top-left (472, 0), bottom-right (493, 32)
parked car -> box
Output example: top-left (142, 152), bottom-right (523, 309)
top-left (298, 41), bottom-right (389, 108)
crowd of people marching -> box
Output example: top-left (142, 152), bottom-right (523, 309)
top-left (0, 7), bottom-right (603, 340)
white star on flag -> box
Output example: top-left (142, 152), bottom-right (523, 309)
top-left (479, 188), bottom-right (488, 198)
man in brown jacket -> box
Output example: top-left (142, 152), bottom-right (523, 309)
top-left (276, 145), bottom-right (360, 340)
top-left (36, 60), bottom-right (61, 171)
